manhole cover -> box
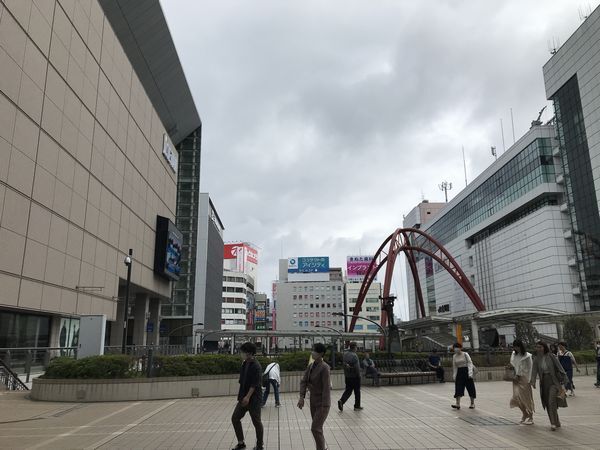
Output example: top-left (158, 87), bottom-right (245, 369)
top-left (460, 416), bottom-right (518, 426)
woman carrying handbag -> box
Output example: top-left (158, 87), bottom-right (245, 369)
top-left (508, 340), bottom-right (535, 424)
top-left (530, 341), bottom-right (568, 431)
top-left (451, 342), bottom-right (477, 410)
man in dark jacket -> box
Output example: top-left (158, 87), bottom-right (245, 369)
top-left (231, 342), bottom-right (263, 450)
top-left (338, 342), bottom-right (362, 411)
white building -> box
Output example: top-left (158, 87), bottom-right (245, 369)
top-left (345, 255), bottom-right (383, 333)
top-left (404, 124), bottom-right (578, 345)
top-left (543, 5), bottom-right (600, 313)
top-left (221, 271), bottom-right (254, 330)
top-left (274, 258), bottom-right (345, 348)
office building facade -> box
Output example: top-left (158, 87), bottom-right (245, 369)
top-left (404, 125), bottom-right (578, 324)
top-left (221, 270), bottom-right (253, 331)
top-left (543, 6), bottom-right (600, 312)
top-left (0, 0), bottom-right (201, 349)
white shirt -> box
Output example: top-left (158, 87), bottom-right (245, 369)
top-left (264, 362), bottom-right (280, 385)
top-left (510, 352), bottom-right (532, 379)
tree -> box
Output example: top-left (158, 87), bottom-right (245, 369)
top-left (563, 317), bottom-right (594, 350)
top-left (514, 322), bottom-right (539, 348)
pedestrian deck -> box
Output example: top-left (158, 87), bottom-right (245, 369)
top-left (0, 377), bottom-right (599, 449)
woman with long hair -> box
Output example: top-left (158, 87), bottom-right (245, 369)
top-left (451, 342), bottom-right (476, 410)
top-left (530, 341), bottom-right (568, 431)
top-left (509, 340), bottom-right (535, 424)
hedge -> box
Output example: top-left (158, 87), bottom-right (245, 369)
top-left (42, 349), bottom-right (598, 380)
top-left (43, 355), bottom-right (137, 379)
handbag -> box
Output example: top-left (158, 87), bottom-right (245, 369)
top-left (503, 366), bottom-right (516, 382)
top-left (557, 386), bottom-right (568, 408)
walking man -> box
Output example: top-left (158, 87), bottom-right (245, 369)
top-left (298, 343), bottom-right (331, 450)
top-left (261, 361), bottom-right (281, 407)
top-left (338, 342), bottom-right (362, 411)
top-left (231, 342), bottom-right (264, 450)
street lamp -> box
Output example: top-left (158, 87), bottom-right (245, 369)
top-left (167, 322), bottom-right (204, 337)
top-left (121, 249), bottom-right (133, 354)
top-left (315, 324), bottom-right (342, 369)
top-left (332, 312), bottom-right (389, 356)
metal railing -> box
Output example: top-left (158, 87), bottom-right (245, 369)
top-left (0, 358), bottom-right (29, 390)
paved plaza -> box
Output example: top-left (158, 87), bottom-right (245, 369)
top-left (0, 377), bottom-right (599, 449)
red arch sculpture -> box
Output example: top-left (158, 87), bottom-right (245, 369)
top-left (348, 227), bottom-right (485, 333)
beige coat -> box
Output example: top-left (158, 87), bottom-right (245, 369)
top-left (300, 360), bottom-right (331, 407)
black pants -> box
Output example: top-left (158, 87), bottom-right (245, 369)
top-left (435, 366), bottom-right (445, 382)
top-left (454, 367), bottom-right (476, 399)
top-left (340, 377), bottom-right (361, 407)
top-left (232, 400), bottom-right (263, 446)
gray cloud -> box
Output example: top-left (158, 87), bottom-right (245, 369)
top-left (161, 0), bottom-right (597, 318)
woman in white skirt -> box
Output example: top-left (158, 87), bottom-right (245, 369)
top-left (509, 340), bottom-right (535, 424)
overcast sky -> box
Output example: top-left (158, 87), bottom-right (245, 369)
top-left (161, 0), bottom-right (598, 319)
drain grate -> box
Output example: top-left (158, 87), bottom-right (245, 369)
top-left (460, 416), bottom-right (518, 426)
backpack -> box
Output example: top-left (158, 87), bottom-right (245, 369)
top-left (262, 363), bottom-right (275, 387)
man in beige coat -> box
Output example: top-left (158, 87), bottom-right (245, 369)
top-left (298, 343), bottom-right (331, 450)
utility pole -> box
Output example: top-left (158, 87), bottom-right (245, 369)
top-left (438, 181), bottom-right (452, 203)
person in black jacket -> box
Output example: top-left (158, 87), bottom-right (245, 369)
top-left (231, 342), bottom-right (263, 450)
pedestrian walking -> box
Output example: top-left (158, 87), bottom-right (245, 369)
top-left (428, 349), bottom-right (445, 383)
top-left (261, 361), bottom-right (281, 407)
top-left (557, 342), bottom-right (579, 396)
top-left (337, 342), bottom-right (362, 411)
top-left (298, 343), bottom-right (331, 450)
top-left (594, 341), bottom-right (600, 388)
top-left (509, 340), bottom-right (535, 424)
top-left (530, 341), bottom-right (568, 431)
top-left (231, 342), bottom-right (264, 450)
top-left (451, 342), bottom-right (476, 410)
top-left (362, 352), bottom-right (380, 386)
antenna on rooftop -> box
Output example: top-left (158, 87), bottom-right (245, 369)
top-left (548, 37), bottom-right (561, 55)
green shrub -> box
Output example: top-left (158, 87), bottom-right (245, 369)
top-left (43, 355), bottom-right (136, 379)
top-left (572, 350), bottom-right (597, 363)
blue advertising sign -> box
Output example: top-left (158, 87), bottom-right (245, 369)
top-left (288, 257), bottom-right (329, 273)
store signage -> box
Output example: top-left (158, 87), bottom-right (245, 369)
top-left (162, 134), bottom-right (178, 174)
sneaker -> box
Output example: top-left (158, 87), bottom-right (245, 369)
top-left (524, 417), bottom-right (534, 425)
top-left (275, 403), bottom-right (281, 408)
top-left (595, 383), bottom-right (600, 388)
top-left (354, 406), bottom-right (363, 411)
top-left (232, 444), bottom-right (246, 450)
top-left (337, 400), bottom-right (343, 412)
top-left (451, 404), bottom-right (460, 410)
top-left (252, 446), bottom-right (264, 450)
top-left (551, 425), bottom-right (557, 431)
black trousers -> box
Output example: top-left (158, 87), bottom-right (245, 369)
top-left (232, 400), bottom-right (263, 446)
top-left (435, 366), bottom-right (445, 381)
top-left (454, 367), bottom-right (476, 399)
top-left (340, 377), bottom-right (361, 407)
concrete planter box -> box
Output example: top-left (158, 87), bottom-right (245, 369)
top-left (31, 364), bottom-right (598, 402)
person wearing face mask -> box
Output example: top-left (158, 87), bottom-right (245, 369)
top-left (298, 343), bottom-right (331, 450)
top-left (530, 341), bottom-right (568, 431)
top-left (231, 342), bottom-right (264, 450)
top-left (595, 341), bottom-right (600, 388)
top-left (451, 342), bottom-right (476, 410)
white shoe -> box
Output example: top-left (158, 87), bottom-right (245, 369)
top-left (524, 418), bottom-right (534, 425)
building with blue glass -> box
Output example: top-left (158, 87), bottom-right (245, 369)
top-left (404, 124), bottom-right (578, 334)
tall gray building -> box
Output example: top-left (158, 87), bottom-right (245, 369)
top-left (544, 5), bottom-right (600, 312)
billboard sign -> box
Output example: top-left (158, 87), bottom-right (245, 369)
top-left (154, 216), bottom-right (183, 281)
top-left (287, 257), bottom-right (329, 273)
top-left (347, 256), bottom-right (375, 282)
top-left (162, 134), bottom-right (178, 174)
top-left (224, 243), bottom-right (258, 274)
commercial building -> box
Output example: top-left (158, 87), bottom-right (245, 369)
top-left (274, 258), bottom-right (345, 348)
top-left (404, 124), bottom-right (575, 344)
top-left (162, 194), bottom-right (224, 345)
top-left (543, 5), bottom-right (600, 312)
top-left (0, 0), bottom-right (201, 349)
top-left (345, 256), bottom-right (382, 333)
top-left (221, 270), bottom-right (254, 331)
top-left (254, 292), bottom-right (267, 331)
top-left (403, 201), bottom-right (445, 230)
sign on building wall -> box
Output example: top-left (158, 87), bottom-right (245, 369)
top-left (287, 257), bottom-right (329, 273)
top-left (224, 243), bottom-right (258, 274)
top-left (346, 256), bottom-right (375, 282)
top-left (154, 216), bottom-right (183, 281)
top-left (162, 134), bottom-right (178, 174)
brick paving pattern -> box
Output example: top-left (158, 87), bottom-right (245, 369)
top-left (0, 377), bottom-right (599, 449)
